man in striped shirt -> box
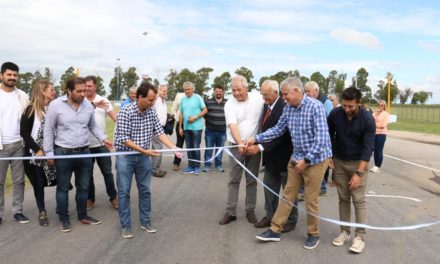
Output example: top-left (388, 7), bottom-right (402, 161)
top-left (202, 85), bottom-right (227, 172)
top-left (249, 77), bottom-right (332, 250)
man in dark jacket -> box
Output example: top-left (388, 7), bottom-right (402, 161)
top-left (247, 80), bottom-right (298, 232)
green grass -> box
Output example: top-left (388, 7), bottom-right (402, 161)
top-left (388, 121), bottom-right (440, 135)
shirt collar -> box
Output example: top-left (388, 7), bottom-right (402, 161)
top-left (267, 97), bottom-right (280, 110)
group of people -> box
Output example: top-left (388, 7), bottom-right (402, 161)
top-left (0, 61), bottom-right (390, 251)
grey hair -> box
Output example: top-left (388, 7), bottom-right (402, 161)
top-left (183, 81), bottom-right (195, 90)
top-left (129, 86), bottom-right (137, 92)
top-left (232, 75), bottom-right (249, 89)
top-left (262, 79), bottom-right (279, 93)
top-left (280, 77), bottom-right (304, 93)
top-left (305, 81), bottom-right (319, 92)
top-left (158, 84), bottom-right (168, 90)
top-left (328, 94), bottom-right (339, 100)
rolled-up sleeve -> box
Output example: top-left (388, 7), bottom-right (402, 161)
top-left (43, 103), bottom-right (57, 157)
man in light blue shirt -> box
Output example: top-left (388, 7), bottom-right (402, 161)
top-left (44, 77), bottom-right (112, 232)
top-left (178, 81), bottom-right (207, 174)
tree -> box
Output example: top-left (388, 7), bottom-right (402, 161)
top-left (95, 75), bottom-right (106, 96)
top-left (335, 73), bottom-right (347, 95)
top-left (17, 72), bottom-right (34, 94)
top-left (374, 77), bottom-right (399, 103)
top-left (165, 69), bottom-right (180, 100)
top-left (355, 67), bottom-right (372, 103)
top-left (59, 66), bottom-right (76, 94)
top-left (121, 67), bottom-right (139, 97)
top-left (108, 66), bottom-right (122, 100)
top-left (326, 70), bottom-right (338, 94)
top-left (212, 71), bottom-right (231, 93)
top-left (310, 71), bottom-right (327, 94)
top-left (414, 91), bottom-right (432, 104)
top-left (234, 67), bottom-right (257, 91)
top-left (399, 88), bottom-right (413, 104)
top-left (195, 67), bottom-right (213, 95)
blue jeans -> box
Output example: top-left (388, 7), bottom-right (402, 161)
top-left (88, 146), bottom-right (117, 201)
top-left (116, 154), bottom-right (153, 228)
top-left (204, 129), bottom-right (226, 167)
top-left (55, 147), bottom-right (92, 221)
top-left (184, 130), bottom-right (202, 168)
top-left (374, 134), bottom-right (387, 167)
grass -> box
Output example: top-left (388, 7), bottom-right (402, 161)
top-left (369, 104), bottom-right (440, 135)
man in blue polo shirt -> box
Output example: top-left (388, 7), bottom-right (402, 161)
top-left (178, 81), bottom-right (207, 175)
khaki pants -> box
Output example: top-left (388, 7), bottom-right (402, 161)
top-left (333, 158), bottom-right (368, 238)
top-left (271, 158), bottom-right (329, 236)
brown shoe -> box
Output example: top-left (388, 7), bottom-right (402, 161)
top-left (219, 213), bottom-right (236, 225)
top-left (86, 199), bottom-right (95, 210)
top-left (282, 222), bottom-right (296, 233)
top-left (172, 164), bottom-right (180, 171)
top-left (254, 217), bottom-right (271, 228)
top-left (246, 211), bottom-right (257, 224)
top-left (110, 197), bottom-right (118, 209)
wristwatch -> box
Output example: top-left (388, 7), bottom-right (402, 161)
top-left (355, 170), bottom-right (364, 177)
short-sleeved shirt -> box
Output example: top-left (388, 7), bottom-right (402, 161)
top-left (179, 94), bottom-right (206, 130)
top-left (87, 95), bottom-right (114, 148)
top-left (224, 93), bottom-right (264, 144)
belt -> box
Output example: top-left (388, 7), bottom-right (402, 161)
top-left (55, 145), bottom-right (89, 152)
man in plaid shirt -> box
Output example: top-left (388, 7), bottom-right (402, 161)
top-left (114, 82), bottom-right (182, 239)
top-left (248, 77), bottom-right (332, 250)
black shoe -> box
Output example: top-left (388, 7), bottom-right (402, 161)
top-left (14, 213), bottom-right (30, 224)
top-left (256, 229), bottom-right (281, 242)
top-left (246, 211), bottom-right (257, 224)
top-left (152, 170), bottom-right (167, 178)
top-left (219, 213), bottom-right (237, 225)
top-left (254, 217), bottom-right (271, 228)
top-left (60, 220), bottom-right (71, 232)
top-left (39, 211), bottom-right (49, 226)
top-left (79, 216), bottom-right (102, 225)
top-left (0, 217), bottom-right (2, 225)
top-left (282, 222), bottom-right (296, 233)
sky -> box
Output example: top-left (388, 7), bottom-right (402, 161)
top-left (1, 0), bottom-right (440, 103)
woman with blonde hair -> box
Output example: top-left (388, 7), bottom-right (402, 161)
top-left (20, 79), bottom-right (56, 226)
top-left (370, 100), bottom-right (390, 173)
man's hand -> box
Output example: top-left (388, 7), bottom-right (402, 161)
top-left (48, 159), bottom-right (55, 166)
top-left (143, 149), bottom-right (160, 157)
top-left (188, 116), bottom-right (197, 123)
top-left (174, 147), bottom-right (184, 159)
top-left (238, 146), bottom-right (247, 156)
top-left (243, 138), bottom-right (256, 148)
top-left (179, 127), bottom-right (184, 137)
top-left (349, 173), bottom-right (362, 190)
top-left (35, 150), bottom-right (44, 156)
top-left (294, 159), bottom-right (308, 174)
top-left (103, 139), bottom-right (113, 150)
top-left (95, 99), bottom-right (109, 110)
top-left (328, 159), bottom-right (334, 169)
top-left (246, 145), bottom-right (260, 155)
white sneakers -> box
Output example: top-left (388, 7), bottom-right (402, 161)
top-left (332, 232), bottom-right (365, 253)
top-left (332, 231), bottom-right (351, 246)
top-left (349, 236), bottom-right (365, 253)
top-left (369, 166), bottom-right (380, 173)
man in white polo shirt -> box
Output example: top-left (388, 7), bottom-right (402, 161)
top-left (219, 75), bottom-right (263, 225)
top-left (151, 84), bottom-right (168, 178)
top-left (84, 75), bottom-right (118, 210)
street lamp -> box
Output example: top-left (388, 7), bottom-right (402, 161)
top-left (116, 58), bottom-right (120, 101)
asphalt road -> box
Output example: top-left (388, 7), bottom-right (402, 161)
top-left (1, 135), bottom-right (439, 264)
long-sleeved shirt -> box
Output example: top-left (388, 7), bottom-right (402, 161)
top-left (114, 102), bottom-right (164, 151)
top-left (43, 95), bottom-right (106, 157)
top-left (372, 110), bottom-right (389, 134)
top-left (153, 96), bottom-right (168, 127)
top-left (327, 106), bottom-right (376, 161)
top-left (256, 95), bottom-right (332, 165)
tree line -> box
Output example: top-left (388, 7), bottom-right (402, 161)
top-left (7, 65), bottom-right (434, 105)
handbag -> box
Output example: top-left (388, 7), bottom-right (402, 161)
top-left (164, 114), bottom-right (175, 135)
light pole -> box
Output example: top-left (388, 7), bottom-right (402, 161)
top-left (116, 58), bottom-right (120, 101)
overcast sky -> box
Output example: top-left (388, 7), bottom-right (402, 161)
top-left (1, 0), bottom-right (440, 103)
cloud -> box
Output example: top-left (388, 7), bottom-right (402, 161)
top-left (330, 28), bottom-right (382, 49)
top-left (417, 41), bottom-right (440, 53)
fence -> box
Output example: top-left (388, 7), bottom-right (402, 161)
top-left (390, 106), bottom-right (440, 123)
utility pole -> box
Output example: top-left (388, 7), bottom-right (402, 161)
top-left (387, 73), bottom-right (391, 112)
